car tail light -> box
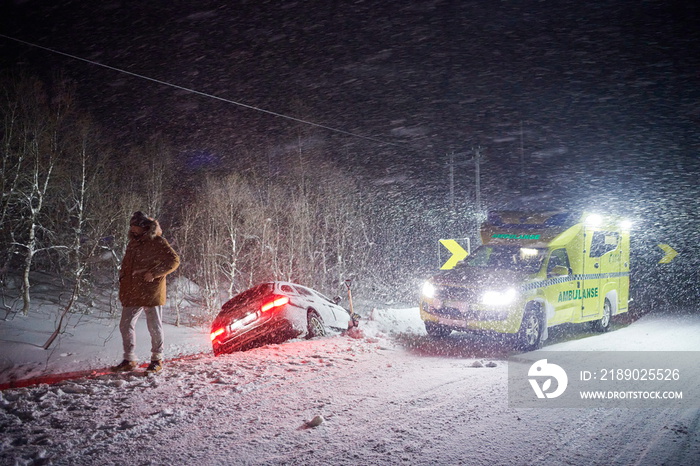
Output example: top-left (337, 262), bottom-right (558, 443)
top-left (261, 295), bottom-right (289, 313)
top-left (211, 327), bottom-right (225, 341)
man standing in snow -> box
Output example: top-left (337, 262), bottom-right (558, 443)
top-left (113, 211), bottom-right (180, 373)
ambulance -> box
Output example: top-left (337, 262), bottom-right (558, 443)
top-left (419, 211), bottom-right (631, 350)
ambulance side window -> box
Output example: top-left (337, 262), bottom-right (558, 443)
top-left (590, 231), bottom-right (619, 258)
top-left (547, 249), bottom-right (571, 276)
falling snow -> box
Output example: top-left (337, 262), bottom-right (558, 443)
top-left (1, 1), bottom-right (699, 464)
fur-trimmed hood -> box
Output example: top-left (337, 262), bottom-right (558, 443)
top-left (129, 211), bottom-right (162, 240)
top-left (128, 219), bottom-right (163, 241)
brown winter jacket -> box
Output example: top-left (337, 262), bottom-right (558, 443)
top-left (119, 221), bottom-right (180, 307)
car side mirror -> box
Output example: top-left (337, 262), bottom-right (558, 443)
top-left (549, 265), bottom-right (570, 277)
top-left (333, 295), bottom-right (342, 305)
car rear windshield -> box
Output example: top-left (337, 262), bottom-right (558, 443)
top-left (222, 283), bottom-right (274, 311)
top-left (463, 245), bottom-right (546, 273)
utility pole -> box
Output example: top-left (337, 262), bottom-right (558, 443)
top-left (448, 151), bottom-right (455, 212)
top-left (445, 147), bottom-right (485, 217)
top-left (474, 146), bottom-right (482, 215)
top-left (519, 120), bottom-right (525, 178)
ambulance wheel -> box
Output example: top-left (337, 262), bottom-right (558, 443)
top-left (516, 305), bottom-right (544, 351)
top-left (425, 321), bottom-right (451, 338)
top-left (592, 299), bottom-right (612, 333)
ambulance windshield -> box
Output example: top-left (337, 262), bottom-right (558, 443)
top-left (463, 245), bottom-right (547, 273)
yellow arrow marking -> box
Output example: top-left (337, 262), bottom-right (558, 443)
top-left (439, 239), bottom-right (468, 270)
top-left (658, 244), bottom-right (678, 264)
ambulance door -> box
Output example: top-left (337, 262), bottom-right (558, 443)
top-left (600, 230), bottom-right (623, 312)
top-left (543, 248), bottom-right (579, 324)
top-left (617, 232), bottom-right (630, 313)
top-left (582, 230), bottom-right (619, 319)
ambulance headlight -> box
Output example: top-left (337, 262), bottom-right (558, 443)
top-left (481, 288), bottom-right (518, 306)
top-left (421, 281), bottom-right (436, 299)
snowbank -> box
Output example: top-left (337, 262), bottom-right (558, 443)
top-left (0, 276), bottom-right (425, 386)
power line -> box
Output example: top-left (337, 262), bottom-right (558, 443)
top-left (0, 34), bottom-right (400, 147)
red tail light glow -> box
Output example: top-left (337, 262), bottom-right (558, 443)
top-left (261, 295), bottom-right (290, 313)
top-left (211, 328), bottom-right (225, 341)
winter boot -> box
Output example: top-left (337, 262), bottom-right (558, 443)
top-left (146, 359), bottom-right (163, 373)
top-left (112, 359), bottom-right (137, 372)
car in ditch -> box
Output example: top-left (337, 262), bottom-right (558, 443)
top-left (210, 281), bottom-right (351, 355)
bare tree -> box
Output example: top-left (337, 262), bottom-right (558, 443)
top-left (209, 174), bottom-right (262, 298)
top-left (0, 77), bottom-right (27, 288)
top-left (43, 118), bottom-right (117, 349)
top-left (8, 77), bottom-right (75, 315)
top-left (108, 140), bottom-right (174, 299)
top-left (170, 206), bottom-right (198, 326)
top-left (176, 174), bottom-right (264, 317)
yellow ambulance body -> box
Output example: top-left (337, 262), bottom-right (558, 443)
top-left (419, 211), bottom-right (631, 350)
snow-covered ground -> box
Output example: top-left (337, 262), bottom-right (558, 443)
top-left (1, 279), bottom-right (699, 465)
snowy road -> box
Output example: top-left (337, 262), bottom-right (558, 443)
top-left (2, 311), bottom-right (700, 465)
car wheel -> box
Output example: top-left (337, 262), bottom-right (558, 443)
top-left (592, 298), bottom-right (612, 332)
top-left (425, 321), bottom-right (451, 338)
top-left (516, 304), bottom-right (544, 351)
top-left (306, 311), bottom-right (326, 339)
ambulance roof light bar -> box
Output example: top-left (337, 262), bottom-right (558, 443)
top-left (584, 213), bottom-right (603, 227)
top-left (584, 213), bottom-right (633, 230)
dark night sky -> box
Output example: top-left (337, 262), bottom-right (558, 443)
top-left (1, 0), bottom-right (699, 219)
